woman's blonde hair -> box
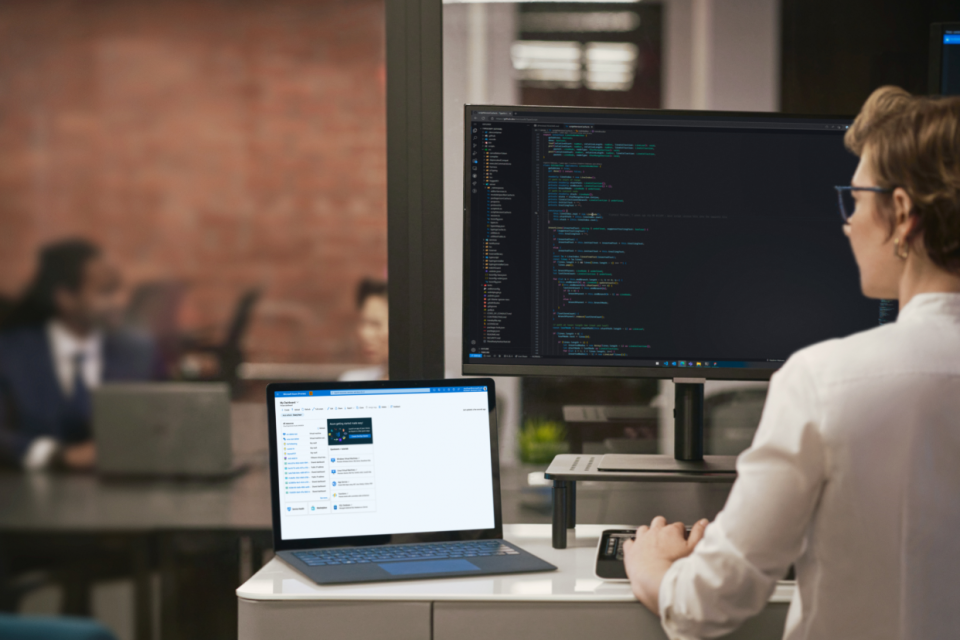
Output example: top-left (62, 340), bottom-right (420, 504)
top-left (844, 86), bottom-right (960, 272)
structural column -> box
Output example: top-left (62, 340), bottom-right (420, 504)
top-left (387, 0), bottom-right (446, 380)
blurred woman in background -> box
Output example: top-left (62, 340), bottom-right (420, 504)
top-left (339, 278), bottom-right (389, 382)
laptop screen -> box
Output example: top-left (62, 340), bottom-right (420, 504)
top-left (273, 385), bottom-right (496, 542)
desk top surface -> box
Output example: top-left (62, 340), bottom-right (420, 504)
top-left (237, 524), bottom-right (795, 604)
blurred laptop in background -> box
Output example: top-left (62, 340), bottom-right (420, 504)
top-left (93, 383), bottom-right (239, 478)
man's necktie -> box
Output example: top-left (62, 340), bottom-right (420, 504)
top-left (71, 351), bottom-right (92, 419)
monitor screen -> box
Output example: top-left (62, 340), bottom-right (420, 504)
top-left (942, 29), bottom-right (960, 95)
top-left (273, 385), bottom-right (496, 541)
top-left (462, 106), bottom-right (886, 380)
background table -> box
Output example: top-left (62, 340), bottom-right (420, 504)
top-left (0, 404), bottom-right (274, 640)
top-left (0, 466), bottom-right (274, 640)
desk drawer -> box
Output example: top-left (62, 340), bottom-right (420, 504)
top-left (434, 601), bottom-right (662, 640)
top-left (238, 599), bottom-right (431, 640)
top-left (434, 601), bottom-right (790, 640)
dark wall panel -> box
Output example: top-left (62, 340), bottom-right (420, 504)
top-left (781, 0), bottom-right (960, 115)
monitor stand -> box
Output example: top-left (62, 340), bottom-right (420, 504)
top-left (596, 379), bottom-right (737, 475)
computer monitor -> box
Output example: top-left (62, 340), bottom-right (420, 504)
top-left (930, 23), bottom-right (960, 95)
top-left (461, 105), bottom-right (887, 468)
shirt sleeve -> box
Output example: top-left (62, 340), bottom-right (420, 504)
top-left (0, 378), bottom-right (30, 465)
top-left (658, 351), bottom-right (827, 639)
top-left (22, 436), bottom-right (60, 470)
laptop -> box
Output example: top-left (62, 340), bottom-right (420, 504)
top-left (93, 382), bottom-right (236, 478)
top-left (266, 378), bottom-right (557, 584)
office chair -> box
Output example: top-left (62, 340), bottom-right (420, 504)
top-left (123, 280), bottom-right (188, 377)
top-left (0, 613), bottom-right (117, 640)
top-left (0, 295), bottom-right (14, 327)
top-left (181, 288), bottom-right (261, 397)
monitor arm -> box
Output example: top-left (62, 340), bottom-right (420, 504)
top-left (673, 378), bottom-right (706, 462)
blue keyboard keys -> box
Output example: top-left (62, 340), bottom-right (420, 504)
top-left (294, 541), bottom-right (518, 567)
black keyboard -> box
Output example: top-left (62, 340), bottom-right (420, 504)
top-left (294, 540), bottom-right (518, 567)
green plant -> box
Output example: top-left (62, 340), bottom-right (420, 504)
top-left (519, 417), bottom-right (569, 464)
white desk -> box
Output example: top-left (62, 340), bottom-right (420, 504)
top-left (238, 524), bottom-right (794, 640)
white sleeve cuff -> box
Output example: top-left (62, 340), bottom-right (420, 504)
top-left (658, 557), bottom-right (688, 639)
top-left (23, 437), bottom-right (60, 470)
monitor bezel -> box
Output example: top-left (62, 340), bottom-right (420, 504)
top-left (267, 378), bottom-right (502, 552)
top-left (461, 103), bottom-right (857, 382)
top-left (930, 22), bottom-right (960, 94)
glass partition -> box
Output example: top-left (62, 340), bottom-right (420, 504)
top-left (0, 0), bottom-right (389, 400)
top-left (0, 1), bottom-right (386, 636)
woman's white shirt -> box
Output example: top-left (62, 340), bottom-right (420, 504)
top-left (659, 292), bottom-right (960, 640)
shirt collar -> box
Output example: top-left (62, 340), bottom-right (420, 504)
top-left (896, 292), bottom-right (960, 324)
top-left (47, 320), bottom-right (102, 360)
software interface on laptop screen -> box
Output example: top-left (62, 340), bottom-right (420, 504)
top-left (273, 386), bottom-right (496, 541)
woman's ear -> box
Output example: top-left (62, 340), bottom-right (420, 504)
top-left (891, 186), bottom-right (917, 240)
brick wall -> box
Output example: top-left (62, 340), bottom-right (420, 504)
top-left (0, 0), bottom-right (387, 363)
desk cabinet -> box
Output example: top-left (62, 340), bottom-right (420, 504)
top-left (239, 598), bottom-right (788, 640)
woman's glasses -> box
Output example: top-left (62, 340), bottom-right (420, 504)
top-left (834, 186), bottom-right (894, 223)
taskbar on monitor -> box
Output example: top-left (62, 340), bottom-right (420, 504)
top-left (464, 354), bottom-right (783, 371)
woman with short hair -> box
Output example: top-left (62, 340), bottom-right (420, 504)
top-left (624, 87), bottom-right (960, 640)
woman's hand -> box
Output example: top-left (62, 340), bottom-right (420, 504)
top-left (623, 516), bottom-right (709, 614)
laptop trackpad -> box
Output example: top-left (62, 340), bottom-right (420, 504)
top-left (378, 559), bottom-right (481, 575)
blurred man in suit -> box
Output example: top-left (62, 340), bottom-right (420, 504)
top-left (0, 239), bottom-right (156, 470)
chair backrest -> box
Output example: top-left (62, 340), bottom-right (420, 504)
top-left (224, 289), bottom-right (261, 349)
top-left (0, 295), bottom-right (13, 328)
top-left (123, 281), bottom-right (187, 335)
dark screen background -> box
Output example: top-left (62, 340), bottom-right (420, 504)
top-left (465, 111), bottom-right (881, 370)
top-left (942, 40), bottom-right (960, 95)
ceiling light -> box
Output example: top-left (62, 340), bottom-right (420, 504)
top-left (520, 11), bottom-right (641, 33)
top-left (583, 42), bottom-right (638, 91)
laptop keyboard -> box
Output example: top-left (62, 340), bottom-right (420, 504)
top-left (294, 540), bottom-right (518, 567)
